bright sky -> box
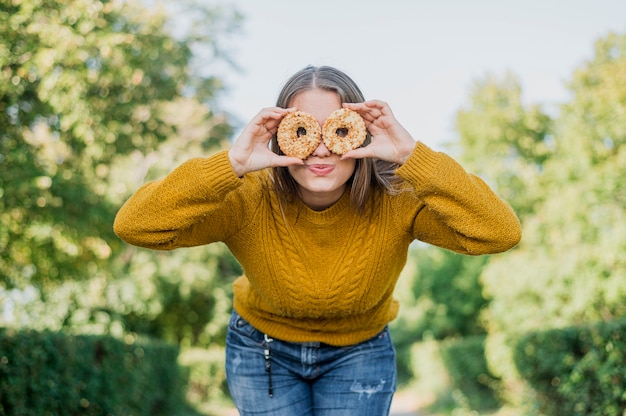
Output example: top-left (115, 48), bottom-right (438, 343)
top-left (219, 0), bottom-right (626, 150)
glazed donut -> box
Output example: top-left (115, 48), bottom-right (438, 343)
top-left (277, 111), bottom-right (322, 159)
top-left (322, 108), bottom-right (367, 155)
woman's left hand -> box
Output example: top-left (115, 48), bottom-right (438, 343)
top-left (341, 100), bottom-right (416, 164)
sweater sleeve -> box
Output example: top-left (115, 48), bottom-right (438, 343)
top-left (396, 141), bottom-right (522, 255)
top-left (113, 150), bottom-right (245, 250)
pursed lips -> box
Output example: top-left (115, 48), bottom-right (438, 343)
top-left (305, 163), bottom-right (335, 176)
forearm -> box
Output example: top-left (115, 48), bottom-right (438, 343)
top-left (398, 142), bottom-right (522, 254)
top-left (113, 150), bottom-right (241, 249)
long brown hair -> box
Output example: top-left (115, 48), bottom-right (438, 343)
top-left (270, 65), bottom-right (403, 213)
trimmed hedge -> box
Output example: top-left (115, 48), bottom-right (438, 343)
top-left (439, 335), bottom-right (501, 412)
top-left (0, 329), bottom-right (183, 416)
top-left (514, 318), bottom-right (626, 416)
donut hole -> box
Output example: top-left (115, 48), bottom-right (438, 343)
top-left (277, 111), bottom-right (322, 158)
top-left (335, 128), bottom-right (349, 138)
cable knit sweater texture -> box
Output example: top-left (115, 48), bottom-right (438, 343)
top-left (114, 142), bottom-right (521, 346)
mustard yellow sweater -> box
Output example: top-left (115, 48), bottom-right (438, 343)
top-left (114, 142), bottom-right (521, 346)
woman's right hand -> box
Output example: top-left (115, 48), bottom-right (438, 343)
top-left (228, 107), bottom-right (304, 177)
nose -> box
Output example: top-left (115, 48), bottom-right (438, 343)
top-left (311, 139), bottom-right (331, 158)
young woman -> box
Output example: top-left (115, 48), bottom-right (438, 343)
top-left (114, 65), bottom-right (521, 415)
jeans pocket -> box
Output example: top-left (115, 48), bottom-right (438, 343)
top-left (365, 326), bottom-right (394, 352)
top-left (377, 326), bottom-right (390, 340)
top-left (228, 310), bottom-right (263, 342)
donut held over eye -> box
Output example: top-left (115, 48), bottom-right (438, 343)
top-left (277, 111), bottom-right (322, 159)
top-left (322, 108), bottom-right (367, 155)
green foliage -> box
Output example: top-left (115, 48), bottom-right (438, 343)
top-left (457, 72), bottom-right (553, 164)
top-left (406, 340), bottom-right (455, 411)
top-left (0, 1), bottom-right (236, 413)
top-left (392, 246), bottom-right (490, 384)
top-left (405, 338), bottom-right (502, 415)
top-left (1, 0), bottom-right (239, 352)
top-left (399, 70), bottom-right (555, 395)
top-left (409, 249), bottom-right (489, 340)
top-left (116, 244), bottom-right (239, 347)
top-left (562, 32), bottom-right (626, 166)
top-left (459, 31), bottom-right (626, 409)
top-left (439, 335), bottom-right (501, 412)
top-left (480, 32), bottom-right (626, 331)
top-left (514, 319), bottom-right (626, 416)
top-left (0, 0), bottom-right (235, 290)
top-left (0, 328), bottom-right (182, 416)
top-left (1, 0), bottom-right (180, 288)
top-left (7, 243), bottom-right (239, 350)
top-left (455, 72), bottom-right (554, 217)
top-left (179, 347), bottom-right (232, 413)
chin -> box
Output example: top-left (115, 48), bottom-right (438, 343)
top-left (301, 178), bottom-right (346, 194)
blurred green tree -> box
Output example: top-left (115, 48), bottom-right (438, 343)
top-left (393, 249), bottom-right (489, 343)
top-left (473, 32), bottom-right (626, 406)
top-left (391, 247), bottom-right (490, 385)
top-left (482, 31), bottom-right (626, 336)
top-left (393, 71), bottom-right (552, 351)
top-left (399, 32), bottom-right (626, 411)
top-left (0, 0), bottom-right (243, 348)
top-left (455, 71), bottom-right (554, 218)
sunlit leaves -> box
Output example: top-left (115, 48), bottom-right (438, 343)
top-left (471, 32), bottom-right (626, 406)
top-left (1, 0), bottom-right (240, 355)
top-left (562, 32), bottom-right (626, 165)
top-left (455, 72), bottom-right (553, 217)
top-left (0, 0), bottom-right (232, 289)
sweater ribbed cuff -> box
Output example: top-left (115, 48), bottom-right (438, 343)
top-left (395, 141), bottom-right (441, 185)
top-left (197, 150), bottom-right (242, 196)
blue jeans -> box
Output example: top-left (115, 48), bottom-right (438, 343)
top-left (225, 310), bottom-right (397, 416)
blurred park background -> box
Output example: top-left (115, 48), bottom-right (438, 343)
top-left (1, 1), bottom-right (626, 415)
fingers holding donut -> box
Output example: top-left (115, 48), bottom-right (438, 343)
top-left (277, 108), bottom-right (369, 158)
top-left (343, 100), bottom-right (392, 128)
top-left (229, 107), bottom-right (303, 176)
top-left (251, 107), bottom-right (293, 138)
top-left (271, 100), bottom-right (417, 165)
top-left (262, 108), bottom-right (292, 136)
top-left (321, 108), bottom-right (368, 155)
top-left (342, 101), bottom-right (416, 165)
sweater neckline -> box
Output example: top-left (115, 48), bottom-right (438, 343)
top-left (293, 190), bottom-right (352, 225)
